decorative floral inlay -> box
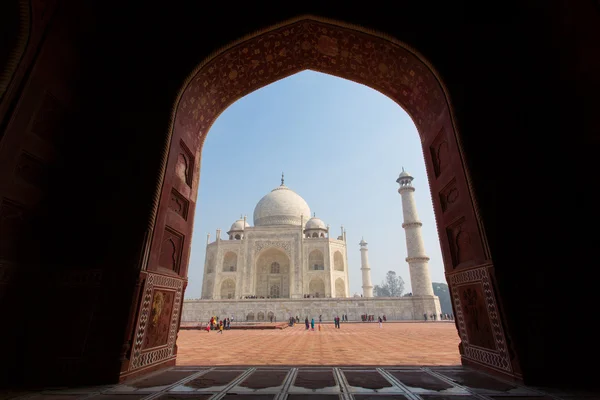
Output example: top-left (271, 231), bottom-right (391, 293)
top-left (176, 20), bottom-right (444, 138)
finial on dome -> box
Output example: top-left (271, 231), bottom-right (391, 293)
top-left (281, 172), bottom-right (284, 186)
top-left (313, 212), bottom-right (316, 217)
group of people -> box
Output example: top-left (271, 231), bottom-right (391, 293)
top-left (424, 313), bottom-right (454, 321)
top-left (287, 314), bottom-right (347, 330)
top-left (333, 315), bottom-right (343, 328)
top-left (205, 316), bottom-right (232, 333)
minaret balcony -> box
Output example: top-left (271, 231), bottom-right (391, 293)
top-left (405, 256), bottom-right (430, 263)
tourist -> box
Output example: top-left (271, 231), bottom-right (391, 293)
top-left (378, 315), bottom-right (383, 328)
top-left (218, 320), bottom-right (224, 334)
top-left (383, 315), bottom-right (387, 322)
top-left (423, 313), bottom-right (427, 321)
top-left (305, 317), bottom-right (309, 330)
top-left (205, 321), bottom-right (211, 332)
top-left (310, 318), bottom-right (315, 331)
top-left (319, 314), bottom-right (322, 323)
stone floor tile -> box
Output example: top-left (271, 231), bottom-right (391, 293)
top-left (128, 370), bottom-right (199, 390)
top-left (15, 396), bottom-right (82, 400)
top-left (292, 371), bottom-right (338, 390)
top-left (177, 370), bottom-right (243, 390)
top-left (487, 396), bottom-right (557, 400)
top-left (419, 396), bottom-right (478, 400)
top-left (237, 370), bottom-right (290, 390)
top-left (341, 370), bottom-right (394, 391)
top-left (387, 370), bottom-right (454, 392)
top-left (434, 370), bottom-right (528, 394)
top-left (87, 396), bottom-right (147, 400)
top-left (155, 395), bottom-right (214, 400)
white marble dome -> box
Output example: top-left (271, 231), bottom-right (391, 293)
top-left (253, 184), bottom-right (311, 226)
top-left (305, 216), bottom-right (326, 230)
top-left (229, 219), bottom-right (250, 232)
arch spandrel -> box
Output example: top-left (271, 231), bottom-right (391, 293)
top-left (175, 19), bottom-right (445, 139)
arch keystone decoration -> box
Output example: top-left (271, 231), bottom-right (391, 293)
top-left (127, 15), bottom-right (519, 381)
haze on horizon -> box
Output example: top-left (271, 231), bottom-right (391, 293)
top-left (185, 70), bottom-right (446, 299)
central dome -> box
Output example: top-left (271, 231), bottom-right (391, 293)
top-left (253, 184), bottom-right (311, 226)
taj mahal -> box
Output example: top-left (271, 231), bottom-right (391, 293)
top-left (181, 171), bottom-right (442, 323)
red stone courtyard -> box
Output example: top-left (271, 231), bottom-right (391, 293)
top-left (176, 321), bottom-right (461, 366)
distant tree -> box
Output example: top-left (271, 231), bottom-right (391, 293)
top-left (373, 271), bottom-right (405, 297)
top-left (373, 284), bottom-right (390, 297)
top-left (432, 282), bottom-right (453, 315)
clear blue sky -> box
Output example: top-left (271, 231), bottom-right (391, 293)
top-left (185, 70), bottom-right (446, 299)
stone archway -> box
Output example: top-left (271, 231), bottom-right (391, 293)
top-left (222, 251), bottom-right (237, 272)
top-left (309, 278), bottom-right (325, 298)
top-left (255, 247), bottom-right (290, 298)
top-left (333, 251), bottom-right (344, 271)
top-left (220, 279), bottom-right (236, 299)
top-left (130, 16), bottom-right (518, 381)
top-left (308, 249), bottom-right (324, 270)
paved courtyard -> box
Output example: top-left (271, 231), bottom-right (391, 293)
top-left (177, 321), bottom-right (461, 366)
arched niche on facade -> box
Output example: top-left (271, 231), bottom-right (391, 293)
top-left (220, 279), bottom-right (236, 299)
top-left (333, 251), bottom-right (344, 271)
top-left (255, 247), bottom-right (290, 298)
top-left (309, 278), bottom-right (325, 298)
top-left (308, 249), bottom-right (325, 270)
top-left (222, 251), bottom-right (238, 272)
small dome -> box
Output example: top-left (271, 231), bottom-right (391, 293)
top-left (305, 216), bottom-right (326, 230)
top-left (253, 184), bottom-right (311, 226)
top-left (229, 219), bottom-right (250, 232)
top-left (396, 167), bottom-right (414, 183)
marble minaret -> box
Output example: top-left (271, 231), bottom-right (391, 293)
top-left (396, 168), bottom-right (435, 296)
top-left (359, 238), bottom-right (374, 297)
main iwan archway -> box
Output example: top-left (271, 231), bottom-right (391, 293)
top-left (122, 16), bottom-right (519, 382)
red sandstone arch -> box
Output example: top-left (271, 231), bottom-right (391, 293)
top-left (123, 16), bottom-right (520, 381)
